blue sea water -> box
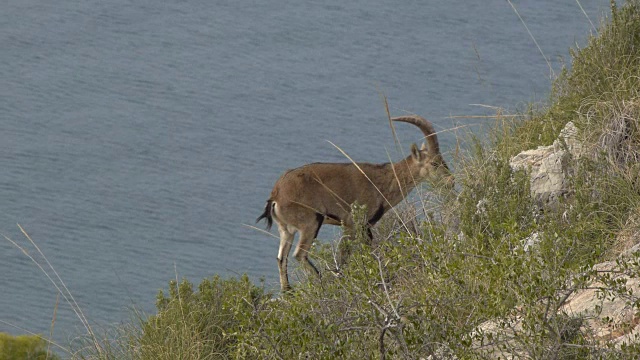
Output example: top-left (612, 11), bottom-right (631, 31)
top-left (1, 0), bottom-right (609, 346)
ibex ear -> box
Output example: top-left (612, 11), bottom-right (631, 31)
top-left (421, 142), bottom-right (427, 151)
top-left (410, 143), bottom-right (422, 161)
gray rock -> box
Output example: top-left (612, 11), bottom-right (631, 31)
top-left (509, 122), bottom-right (582, 206)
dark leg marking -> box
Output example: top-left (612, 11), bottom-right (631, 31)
top-left (314, 213), bottom-right (325, 239)
top-left (368, 204), bottom-right (385, 226)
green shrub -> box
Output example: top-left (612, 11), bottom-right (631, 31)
top-left (132, 275), bottom-right (265, 360)
top-left (0, 333), bottom-right (59, 360)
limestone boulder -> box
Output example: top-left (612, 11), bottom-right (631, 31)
top-left (509, 122), bottom-right (582, 205)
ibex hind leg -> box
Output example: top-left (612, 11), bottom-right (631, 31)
top-left (293, 214), bottom-right (323, 277)
top-left (277, 224), bottom-right (295, 292)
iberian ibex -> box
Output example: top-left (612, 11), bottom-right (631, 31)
top-left (257, 115), bottom-right (453, 292)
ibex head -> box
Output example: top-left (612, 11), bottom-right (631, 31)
top-left (393, 115), bottom-right (454, 189)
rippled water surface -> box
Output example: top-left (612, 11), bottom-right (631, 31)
top-left (1, 0), bottom-right (609, 343)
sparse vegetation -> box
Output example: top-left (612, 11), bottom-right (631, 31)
top-left (9, 1), bottom-right (640, 359)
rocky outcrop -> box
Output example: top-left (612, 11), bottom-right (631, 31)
top-left (471, 126), bottom-right (640, 357)
top-left (561, 247), bottom-right (640, 346)
top-left (509, 122), bottom-right (582, 206)
top-left (472, 211), bottom-right (640, 359)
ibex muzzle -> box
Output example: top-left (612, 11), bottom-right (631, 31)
top-left (257, 115), bottom-right (453, 292)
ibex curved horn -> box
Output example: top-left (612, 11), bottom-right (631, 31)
top-left (391, 115), bottom-right (440, 155)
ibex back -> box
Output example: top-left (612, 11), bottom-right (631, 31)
top-left (257, 115), bottom-right (453, 292)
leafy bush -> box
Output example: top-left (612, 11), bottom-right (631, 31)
top-left (0, 333), bottom-right (59, 360)
top-left (132, 275), bottom-right (265, 360)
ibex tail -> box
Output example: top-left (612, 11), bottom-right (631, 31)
top-left (256, 200), bottom-right (275, 230)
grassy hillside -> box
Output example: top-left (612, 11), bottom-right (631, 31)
top-left (73, 1), bottom-right (640, 359)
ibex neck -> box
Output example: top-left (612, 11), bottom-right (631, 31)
top-left (382, 156), bottom-right (421, 208)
